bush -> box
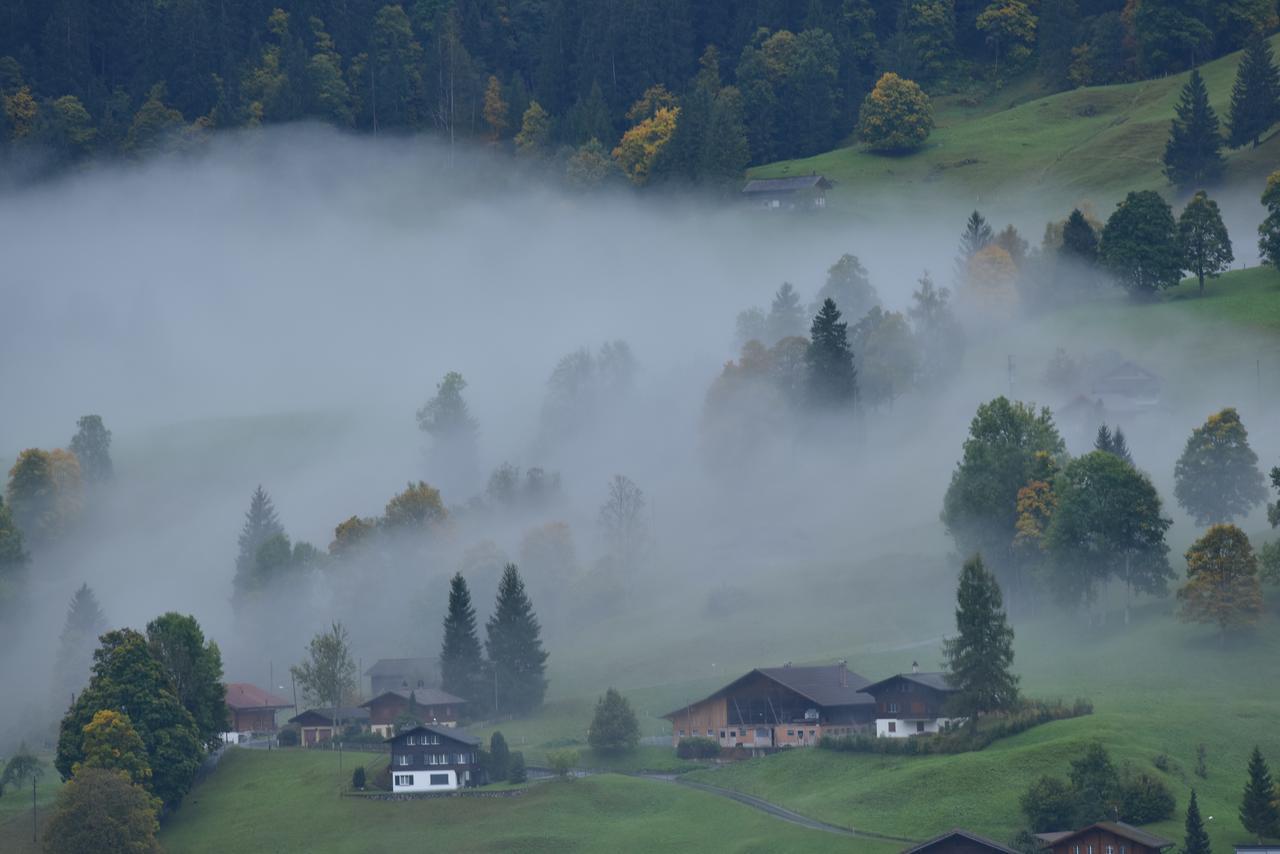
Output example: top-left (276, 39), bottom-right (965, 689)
top-left (340, 731), bottom-right (386, 746)
top-left (508, 751), bottom-right (527, 784)
top-left (676, 737), bottom-right (721, 760)
top-left (351, 766), bottom-right (366, 790)
top-left (489, 732), bottom-right (510, 782)
top-left (1120, 772), bottom-right (1176, 823)
top-left (856, 72), bottom-right (934, 152)
top-left (588, 688), bottom-right (640, 753)
top-left (1020, 775), bottom-right (1077, 832)
top-left (276, 727), bottom-right (300, 747)
top-left (546, 749), bottom-right (578, 778)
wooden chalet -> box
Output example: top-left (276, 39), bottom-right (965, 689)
top-left (387, 724), bottom-right (482, 792)
top-left (1035, 823), bottom-right (1174, 854)
top-left (1234, 847), bottom-right (1280, 854)
top-left (903, 829), bottom-right (1022, 854)
top-left (663, 662), bottom-right (874, 751)
top-left (365, 657), bottom-right (435, 696)
top-left (741, 174), bottom-right (832, 211)
top-left (288, 706), bottom-right (370, 746)
top-left (361, 687), bottom-right (466, 737)
top-left (224, 683), bottom-right (293, 733)
top-left (861, 664), bottom-right (959, 738)
top-left (1089, 360), bottom-right (1161, 413)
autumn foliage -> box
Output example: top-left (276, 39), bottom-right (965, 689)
top-left (856, 73), bottom-right (934, 153)
top-left (1178, 524), bottom-right (1264, 634)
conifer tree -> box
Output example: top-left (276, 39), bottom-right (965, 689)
top-left (485, 564), bottom-right (549, 715)
top-left (1228, 30), bottom-right (1279, 149)
top-left (587, 687), bottom-right (640, 753)
top-left (1183, 789), bottom-right (1211, 854)
top-left (51, 583), bottom-right (108, 710)
top-left (959, 210), bottom-right (995, 260)
top-left (1178, 190), bottom-right (1234, 296)
top-left (440, 573), bottom-right (486, 713)
top-left (766, 283), bottom-right (806, 344)
top-left (232, 486), bottom-right (284, 611)
top-left (69, 415), bottom-right (113, 484)
top-left (805, 298), bottom-right (858, 408)
top-left (1163, 69), bottom-right (1224, 187)
top-left (1060, 209), bottom-right (1099, 263)
top-left (1093, 424), bottom-right (1134, 465)
top-left (489, 731), bottom-right (510, 780)
top-left (943, 554), bottom-right (1019, 718)
top-left (1240, 746), bottom-right (1280, 841)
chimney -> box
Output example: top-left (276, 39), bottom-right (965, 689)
top-left (911, 661), bottom-right (919, 674)
top-left (783, 661), bottom-right (792, 668)
top-left (839, 660), bottom-right (848, 687)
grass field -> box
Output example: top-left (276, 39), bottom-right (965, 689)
top-left (0, 754), bottom-right (62, 854)
top-left (753, 35), bottom-right (1280, 215)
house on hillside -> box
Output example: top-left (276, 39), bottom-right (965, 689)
top-left (288, 706), bottom-right (370, 746)
top-left (861, 664), bottom-right (959, 738)
top-left (365, 658), bottom-right (436, 696)
top-left (1235, 847), bottom-right (1280, 854)
top-left (361, 688), bottom-right (466, 738)
top-left (902, 829), bottom-right (1022, 854)
top-left (387, 724), bottom-right (482, 792)
top-left (741, 175), bottom-right (833, 211)
top-left (224, 683), bottom-right (293, 734)
top-left (1035, 822), bottom-right (1174, 854)
top-left (662, 662), bottom-right (874, 751)
top-left (1089, 360), bottom-right (1162, 414)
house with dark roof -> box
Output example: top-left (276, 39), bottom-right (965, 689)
top-left (902, 828), bottom-right (1022, 854)
top-left (1089, 361), bottom-right (1161, 413)
top-left (387, 724), bottom-right (482, 792)
top-left (224, 683), bottom-right (293, 733)
top-left (1035, 822), bottom-right (1173, 854)
top-left (861, 664), bottom-right (959, 738)
top-left (741, 175), bottom-right (833, 211)
top-left (288, 706), bottom-right (370, 746)
top-left (361, 687), bottom-right (467, 737)
top-left (365, 657), bottom-right (436, 696)
top-left (662, 662), bottom-right (874, 751)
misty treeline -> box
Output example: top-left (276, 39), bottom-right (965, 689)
top-left (2, 0), bottom-right (1277, 180)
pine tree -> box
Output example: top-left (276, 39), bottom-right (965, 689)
top-left (489, 731), bottom-right (510, 780)
top-left (805, 298), bottom-right (858, 408)
top-left (1060, 209), bottom-right (1098, 263)
top-left (1163, 69), bottom-right (1224, 187)
top-left (766, 283), bottom-right (806, 344)
top-left (942, 554), bottom-right (1019, 718)
top-left (1094, 423), bottom-right (1134, 465)
top-left (1183, 789), bottom-right (1211, 854)
top-left (51, 583), bottom-right (108, 710)
top-left (1228, 30), bottom-right (1280, 149)
top-left (1241, 746), bottom-right (1280, 841)
top-left (959, 210), bottom-right (994, 260)
top-left (440, 573), bottom-right (486, 713)
top-left (1178, 190), bottom-right (1234, 296)
top-left (485, 564), bottom-right (549, 715)
top-left (69, 415), bottom-right (113, 484)
top-left (232, 486), bottom-right (284, 611)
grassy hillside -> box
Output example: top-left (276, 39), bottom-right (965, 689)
top-left (754, 36), bottom-right (1280, 215)
top-left (158, 749), bottom-right (897, 854)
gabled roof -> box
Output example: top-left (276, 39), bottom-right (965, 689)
top-left (364, 657), bottom-right (434, 677)
top-left (360, 688), bottom-right (466, 709)
top-left (662, 663), bottom-right (873, 720)
top-left (224, 683), bottom-right (293, 711)
top-left (1036, 822), bottom-right (1174, 850)
top-left (902, 828), bottom-right (1022, 854)
top-left (742, 175), bottom-right (832, 193)
top-left (861, 672), bottom-right (956, 694)
top-left (387, 723), bottom-right (481, 746)
top-left (288, 706), bottom-right (370, 725)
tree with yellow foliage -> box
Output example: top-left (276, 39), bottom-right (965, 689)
top-left (1178, 524), bottom-right (1263, 635)
top-left (75, 710), bottom-right (152, 785)
top-left (383, 481), bottom-right (446, 530)
top-left (483, 75), bottom-right (509, 141)
top-left (612, 106), bottom-right (679, 186)
top-left (966, 244), bottom-right (1020, 317)
top-left (3, 85), bottom-right (37, 139)
top-left (514, 101), bottom-right (552, 156)
top-left (856, 73), bottom-right (933, 153)
top-left (50, 448), bottom-right (84, 534)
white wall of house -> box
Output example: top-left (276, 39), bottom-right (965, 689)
top-left (875, 717), bottom-right (952, 738)
top-left (391, 769), bottom-right (459, 792)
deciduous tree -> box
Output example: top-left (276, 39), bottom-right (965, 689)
top-left (6, 449), bottom-right (56, 547)
top-left (1178, 190), bottom-right (1233, 296)
top-left (383, 481), bottom-right (447, 531)
top-left (1174, 408), bottom-right (1267, 525)
top-left (76, 710), bottom-right (151, 784)
top-left (0, 496), bottom-right (27, 609)
top-left (145, 613), bottom-right (229, 750)
top-left (1178, 524), bottom-right (1264, 634)
top-left (856, 72), bottom-right (934, 152)
top-left (598, 475), bottom-right (650, 570)
top-left (814, 254), bottom-right (880, 322)
top-left (482, 75), bottom-right (509, 140)
top-left (42, 767), bottom-right (160, 854)
top-left (1259, 170), bottom-right (1280, 267)
top-left (291, 622), bottom-right (357, 712)
top-left (1101, 191), bottom-right (1183, 296)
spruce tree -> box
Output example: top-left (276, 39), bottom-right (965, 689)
top-left (1163, 69), bottom-right (1224, 187)
top-left (942, 554), bottom-right (1019, 718)
top-left (69, 415), bottom-right (113, 484)
top-left (766, 282), bottom-right (806, 344)
top-left (805, 298), bottom-right (858, 408)
top-left (51, 583), bottom-right (108, 710)
top-left (233, 486), bottom-right (284, 609)
top-left (1094, 424), bottom-right (1134, 465)
top-left (1060, 209), bottom-right (1098, 263)
top-left (1178, 190), bottom-right (1234, 296)
top-left (485, 564), bottom-right (549, 716)
top-left (958, 210), bottom-right (995, 272)
top-left (1183, 789), bottom-right (1211, 854)
top-left (1228, 30), bottom-right (1280, 149)
top-left (440, 573), bottom-right (486, 713)
top-left (1240, 746), bottom-right (1280, 841)
top-left (489, 731), bottom-right (510, 781)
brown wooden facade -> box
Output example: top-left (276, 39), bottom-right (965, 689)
top-left (903, 829), bottom-right (1022, 854)
top-left (387, 725), bottom-right (482, 791)
top-left (361, 688), bottom-right (465, 737)
top-left (1037, 823), bottom-right (1174, 854)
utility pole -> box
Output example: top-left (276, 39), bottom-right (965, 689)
top-left (1007, 355), bottom-right (1015, 397)
top-left (32, 774), bottom-right (38, 843)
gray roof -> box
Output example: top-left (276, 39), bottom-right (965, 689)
top-left (663, 663), bottom-right (873, 719)
top-left (288, 706), bottom-right (370, 725)
top-left (861, 672), bottom-right (956, 694)
top-left (387, 723), bottom-right (481, 747)
top-left (742, 175), bottom-right (831, 193)
top-left (1036, 823), bottom-right (1173, 850)
top-left (361, 688), bottom-right (466, 708)
top-left (903, 828), bottom-right (1022, 854)
top-left (364, 657), bottom-right (434, 677)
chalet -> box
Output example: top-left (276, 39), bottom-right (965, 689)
top-left (1035, 823), bottom-right (1174, 854)
top-left (361, 688), bottom-right (466, 738)
top-left (365, 657), bottom-right (435, 696)
top-left (288, 706), bottom-right (370, 746)
top-left (662, 662), bottom-right (874, 750)
top-left (903, 829), bottom-right (1022, 854)
top-left (1088, 360), bottom-right (1161, 413)
top-left (741, 175), bottom-right (832, 211)
top-left (861, 665), bottom-right (959, 738)
top-left (1235, 847), bottom-right (1280, 854)
top-left (224, 683), bottom-right (293, 734)
top-left (387, 724), bottom-right (482, 792)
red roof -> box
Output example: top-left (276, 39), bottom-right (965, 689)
top-left (225, 683), bottom-right (293, 710)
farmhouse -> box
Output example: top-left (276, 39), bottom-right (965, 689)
top-left (741, 174), bottom-right (832, 211)
top-left (288, 706), bottom-right (370, 746)
top-left (365, 657), bottom-right (435, 696)
top-left (1088, 360), bottom-right (1162, 413)
top-left (223, 683), bottom-right (293, 734)
top-left (1035, 822), bottom-right (1174, 854)
top-left (861, 665), bottom-right (960, 738)
top-left (361, 687), bottom-right (467, 737)
top-left (903, 828), bottom-right (1022, 854)
top-left (663, 662), bottom-right (874, 750)
top-left (387, 724), bottom-right (482, 792)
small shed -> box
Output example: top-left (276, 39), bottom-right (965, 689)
top-left (741, 175), bottom-right (833, 211)
top-left (288, 706), bottom-right (370, 746)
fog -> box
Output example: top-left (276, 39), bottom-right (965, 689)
top-left (2, 126), bottom-right (1277, 748)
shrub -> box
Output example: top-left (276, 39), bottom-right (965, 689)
top-left (351, 766), bottom-right (365, 790)
top-left (1195, 744), bottom-right (1207, 779)
top-left (857, 72), bottom-right (934, 152)
top-left (546, 749), bottom-right (578, 778)
top-left (676, 737), bottom-right (721, 760)
top-left (508, 751), bottom-right (527, 784)
top-left (1153, 753), bottom-right (1171, 772)
top-left (276, 726), bottom-right (300, 747)
top-left (489, 732), bottom-right (510, 782)
top-left (1020, 775), bottom-right (1077, 832)
top-left (1120, 772), bottom-right (1176, 823)
top-left (588, 688), bottom-right (640, 753)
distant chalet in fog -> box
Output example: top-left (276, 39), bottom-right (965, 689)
top-left (741, 174), bottom-right (833, 211)
top-left (387, 724), bottom-right (482, 793)
top-left (364, 657), bottom-right (435, 696)
top-left (361, 687), bottom-right (466, 738)
top-left (663, 662), bottom-right (874, 752)
top-left (861, 666), bottom-right (959, 738)
top-left (223, 683), bottom-right (293, 734)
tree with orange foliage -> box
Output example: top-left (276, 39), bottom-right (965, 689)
top-left (1178, 524), bottom-right (1263, 635)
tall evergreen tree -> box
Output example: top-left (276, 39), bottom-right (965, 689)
top-left (1240, 746), bottom-right (1280, 841)
top-left (805, 298), bottom-right (858, 408)
top-left (1227, 29), bottom-right (1280, 148)
top-left (440, 573), bottom-right (486, 713)
top-left (1178, 190), bottom-right (1234, 295)
top-left (766, 282), bottom-right (806, 344)
top-left (1060, 209), bottom-right (1099, 263)
top-left (51, 583), bottom-right (108, 711)
top-left (233, 486), bottom-right (284, 611)
top-left (69, 415), bottom-right (113, 484)
top-left (1183, 789), bottom-right (1211, 854)
top-left (488, 731), bottom-right (511, 780)
top-left (1163, 69), bottom-right (1224, 187)
top-left (942, 554), bottom-right (1019, 718)
top-left (1094, 424), bottom-right (1134, 465)
top-left (959, 210), bottom-right (994, 261)
top-left (485, 564), bottom-right (549, 715)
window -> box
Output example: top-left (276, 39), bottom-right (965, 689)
top-left (916, 722), bottom-right (925, 733)
top-left (730, 731), bottom-right (736, 738)
top-left (429, 773), bottom-right (449, 786)
top-left (888, 722), bottom-right (896, 733)
top-left (706, 729), bottom-right (713, 737)
top-left (888, 703), bottom-right (899, 714)
top-left (678, 729), bottom-right (685, 737)
top-left (398, 755), bottom-right (409, 767)
top-left (719, 730), bottom-right (725, 739)
top-left (1106, 846), bottom-right (1114, 854)
top-left (787, 729), bottom-right (795, 736)
top-left (809, 730), bottom-right (815, 737)
top-left (406, 736), bottom-right (415, 746)
top-left (394, 774), bottom-right (414, 787)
